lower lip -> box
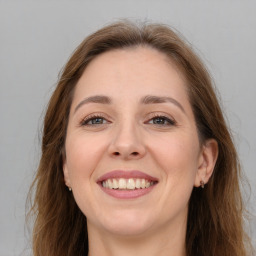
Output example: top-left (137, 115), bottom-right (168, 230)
top-left (99, 184), bottom-right (156, 199)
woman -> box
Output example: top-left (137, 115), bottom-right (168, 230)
top-left (28, 21), bottom-right (253, 256)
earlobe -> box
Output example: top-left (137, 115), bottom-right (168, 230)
top-left (194, 139), bottom-right (218, 187)
top-left (63, 157), bottom-right (71, 189)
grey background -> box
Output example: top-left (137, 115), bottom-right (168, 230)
top-left (1, 1), bottom-right (255, 255)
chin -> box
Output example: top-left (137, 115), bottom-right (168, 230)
top-left (103, 222), bottom-right (152, 237)
top-left (97, 210), bottom-right (155, 236)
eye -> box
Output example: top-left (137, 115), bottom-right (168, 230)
top-left (147, 115), bottom-right (176, 126)
top-left (81, 114), bottom-right (109, 126)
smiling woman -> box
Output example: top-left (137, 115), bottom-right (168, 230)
top-left (27, 21), bottom-right (253, 256)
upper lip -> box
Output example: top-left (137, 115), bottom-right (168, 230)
top-left (97, 170), bottom-right (158, 183)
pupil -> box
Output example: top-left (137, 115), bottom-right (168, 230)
top-left (154, 118), bottom-right (165, 124)
top-left (92, 118), bottom-right (103, 124)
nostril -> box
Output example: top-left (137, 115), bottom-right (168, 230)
top-left (112, 151), bottom-right (139, 157)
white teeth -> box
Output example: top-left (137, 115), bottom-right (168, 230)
top-left (112, 179), bottom-right (118, 189)
top-left (135, 179), bottom-right (141, 189)
top-left (119, 178), bottom-right (126, 189)
top-left (108, 179), bottom-right (113, 189)
top-left (127, 178), bottom-right (135, 189)
top-left (102, 178), bottom-right (156, 190)
top-left (141, 179), bottom-right (145, 188)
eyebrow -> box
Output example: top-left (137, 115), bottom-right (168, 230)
top-left (74, 94), bottom-right (185, 114)
top-left (74, 95), bottom-right (111, 113)
top-left (141, 95), bottom-right (185, 113)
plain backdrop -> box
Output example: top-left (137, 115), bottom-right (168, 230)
top-left (0, 1), bottom-right (255, 255)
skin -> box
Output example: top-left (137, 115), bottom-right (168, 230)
top-left (63, 47), bottom-right (218, 256)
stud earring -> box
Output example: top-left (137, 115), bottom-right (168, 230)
top-left (68, 187), bottom-right (72, 191)
top-left (200, 181), bottom-right (205, 189)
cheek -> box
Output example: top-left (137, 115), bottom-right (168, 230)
top-left (64, 133), bottom-right (109, 216)
top-left (65, 133), bottom-right (108, 183)
top-left (152, 133), bottom-right (199, 185)
top-left (142, 133), bottom-right (200, 225)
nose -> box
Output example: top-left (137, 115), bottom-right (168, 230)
top-left (108, 123), bottom-right (146, 160)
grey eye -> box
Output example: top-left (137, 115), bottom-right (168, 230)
top-left (148, 116), bottom-right (175, 126)
top-left (89, 118), bottom-right (105, 124)
top-left (152, 117), bottom-right (168, 125)
top-left (82, 116), bottom-right (108, 126)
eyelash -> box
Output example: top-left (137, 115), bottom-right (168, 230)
top-left (80, 113), bottom-right (176, 127)
top-left (145, 114), bottom-right (176, 126)
top-left (80, 113), bottom-right (110, 126)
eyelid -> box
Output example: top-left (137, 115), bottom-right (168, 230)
top-left (145, 112), bottom-right (177, 125)
top-left (79, 112), bottom-right (111, 126)
top-left (78, 111), bottom-right (176, 127)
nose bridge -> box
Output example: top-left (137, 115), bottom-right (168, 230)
top-left (109, 116), bottom-right (145, 159)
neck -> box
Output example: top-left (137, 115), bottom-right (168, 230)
top-left (87, 218), bottom-right (187, 256)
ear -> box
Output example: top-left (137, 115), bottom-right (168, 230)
top-left (63, 155), bottom-right (71, 189)
top-left (194, 139), bottom-right (218, 187)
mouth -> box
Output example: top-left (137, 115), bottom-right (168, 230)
top-left (97, 170), bottom-right (158, 199)
top-left (101, 178), bottom-right (157, 190)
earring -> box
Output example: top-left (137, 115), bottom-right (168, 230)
top-left (68, 187), bottom-right (72, 191)
top-left (200, 181), bottom-right (205, 189)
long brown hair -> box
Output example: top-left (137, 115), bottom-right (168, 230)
top-left (27, 20), bottom-right (253, 256)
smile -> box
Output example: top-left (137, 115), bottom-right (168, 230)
top-left (97, 170), bottom-right (158, 199)
top-left (102, 178), bottom-right (156, 190)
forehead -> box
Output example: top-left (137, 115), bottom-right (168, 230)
top-left (72, 46), bottom-right (190, 107)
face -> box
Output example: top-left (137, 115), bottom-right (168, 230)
top-left (63, 47), bottom-right (212, 237)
